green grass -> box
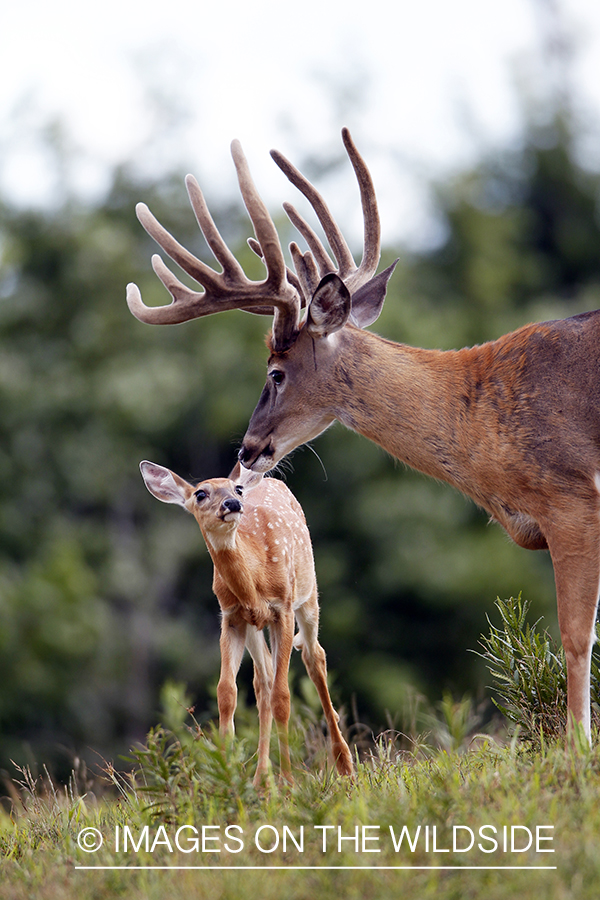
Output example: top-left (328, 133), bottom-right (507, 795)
top-left (2, 716), bottom-right (600, 898)
top-left (2, 599), bottom-right (600, 899)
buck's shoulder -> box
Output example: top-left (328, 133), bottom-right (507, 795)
top-left (454, 307), bottom-right (600, 365)
top-left (507, 307), bottom-right (600, 344)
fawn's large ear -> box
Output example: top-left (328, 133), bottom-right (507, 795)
top-left (306, 273), bottom-right (351, 338)
top-left (229, 460), bottom-right (263, 492)
top-left (140, 461), bottom-right (192, 508)
top-left (349, 259), bottom-right (399, 328)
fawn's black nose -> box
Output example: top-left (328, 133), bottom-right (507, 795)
top-left (222, 497), bottom-right (242, 514)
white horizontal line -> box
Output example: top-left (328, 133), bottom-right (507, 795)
top-left (75, 865), bottom-right (557, 871)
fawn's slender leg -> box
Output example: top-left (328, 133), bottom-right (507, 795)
top-left (217, 614), bottom-right (247, 736)
top-left (245, 626), bottom-right (275, 786)
top-left (268, 607), bottom-right (295, 783)
top-left (295, 593), bottom-right (353, 775)
top-left (546, 509), bottom-right (600, 742)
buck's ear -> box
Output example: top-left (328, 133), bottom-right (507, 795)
top-left (230, 460), bottom-right (263, 491)
top-left (306, 273), bottom-right (351, 338)
top-left (140, 461), bottom-right (192, 508)
top-left (349, 259), bottom-right (399, 328)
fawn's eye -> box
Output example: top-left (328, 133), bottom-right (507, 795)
top-left (270, 369), bottom-right (284, 386)
top-left (235, 485), bottom-right (243, 497)
top-left (194, 489), bottom-right (207, 502)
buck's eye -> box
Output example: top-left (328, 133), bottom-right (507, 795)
top-left (194, 489), bottom-right (207, 502)
top-left (270, 369), bottom-right (284, 386)
top-left (235, 485), bottom-right (243, 497)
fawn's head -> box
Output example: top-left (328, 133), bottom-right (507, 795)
top-left (140, 461), bottom-right (262, 549)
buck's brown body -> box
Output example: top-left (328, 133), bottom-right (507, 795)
top-left (129, 129), bottom-right (600, 743)
top-left (240, 307), bottom-right (600, 742)
top-left (246, 309), bottom-right (600, 553)
top-left (140, 461), bottom-right (353, 786)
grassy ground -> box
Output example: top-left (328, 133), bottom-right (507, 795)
top-left (3, 599), bottom-right (600, 899)
top-left (1, 714), bottom-right (599, 900)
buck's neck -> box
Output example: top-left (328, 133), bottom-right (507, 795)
top-left (332, 327), bottom-right (489, 501)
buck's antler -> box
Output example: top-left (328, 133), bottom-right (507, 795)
top-left (270, 127), bottom-right (381, 301)
top-left (126, 141), bottom-right (302, 351)
top-left (127, 130), bottom-right (384, 349)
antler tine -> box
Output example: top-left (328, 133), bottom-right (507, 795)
top-left (230, 140), bottom-right (301, 349)
top-left (230, 140), bottom-right (288, 291)
top-left (341, 127), bottom-right (381, 281)
top-left (184, 174), bottom-right (247, 282)
top-left (289, 243), bottom-right (321, 300)
top-left (270, 128), bottom-right (381, 294)
top-left (135, 201), bottom-right (222, 293)
top-left (270, 148), bottom-right (356, 282)
top-left (282, 202), bottom-right (336, 277)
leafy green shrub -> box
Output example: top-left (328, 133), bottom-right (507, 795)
top-left (117, 681), bottom-right (258, 821)
top-left (477, 596), bottom-right (600, 742)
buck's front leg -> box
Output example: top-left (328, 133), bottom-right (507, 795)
top-left (547, 516), bottom-right (600, 743)
top-left (217, 614), bottom-right (248, 736)
top-left (269, 608), bottom-right (295, 784)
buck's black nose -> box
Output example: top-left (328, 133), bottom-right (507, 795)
top-left (238, 445), bottom-right (253, 466)
top-left (222, 497), bottom-right (242, 514)
top-left (238, 441), bottom-right (273, 469)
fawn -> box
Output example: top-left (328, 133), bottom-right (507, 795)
top-left (140, 459), bottom-right (353, 786)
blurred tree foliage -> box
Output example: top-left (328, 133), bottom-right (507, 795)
top-left (1, 114), bottom-right (600, 774)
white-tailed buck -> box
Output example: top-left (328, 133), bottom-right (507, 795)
top-left (128, 129), bottom-right (600, 742)
top-left (140, 460), bottom-right (353, 785)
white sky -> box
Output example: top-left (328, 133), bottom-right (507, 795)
top-left (2, 0), bottom-right (600, 248)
